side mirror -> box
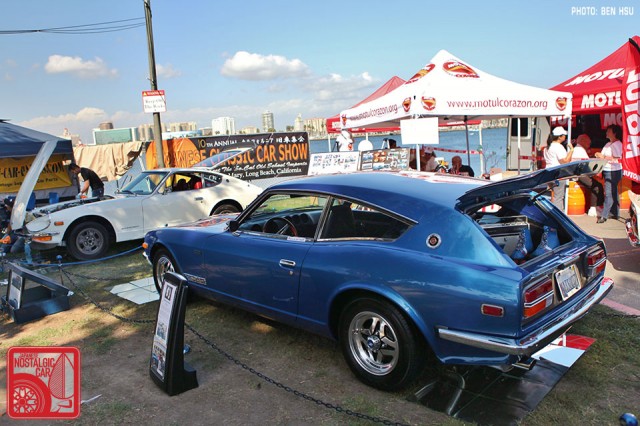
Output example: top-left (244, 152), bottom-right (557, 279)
top-left (228, 220), bottom-right (239, 232)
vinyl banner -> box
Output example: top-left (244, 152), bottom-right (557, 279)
top-left (0, 154), bottom-right (71, 193)
top-left (622, 47), bottom-right (640, 183)
top-left (146, 132), bottom-right (309, 181)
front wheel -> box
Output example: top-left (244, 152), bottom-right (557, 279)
top-left (152, 249), bottom-right (178, 293)
top-left (66, 221), bottom-right (110, 260)
top-left (338, 297), bottom-right (426, 391)
top-left (212, 203), bottom-right (240, 215)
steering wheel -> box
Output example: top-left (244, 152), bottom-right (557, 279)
top-left (263, 217), bottom-right (298, 236)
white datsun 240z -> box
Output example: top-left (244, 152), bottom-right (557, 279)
top-left (24, 167), bottom-right (262, 260)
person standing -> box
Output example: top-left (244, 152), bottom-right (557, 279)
top-left (69, 163), bottom-right (104, 198)
top-left (571, 134), bottom-right (604, 217)
top-left (543, 127), bottom-right (573, 210)
top-left (595, 124), bottom-right (623, 223)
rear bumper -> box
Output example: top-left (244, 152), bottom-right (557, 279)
top-left (437, 276), bottom-right (613, 356)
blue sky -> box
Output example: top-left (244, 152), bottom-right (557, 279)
top-left (1, 0), bottom-right (638, 143)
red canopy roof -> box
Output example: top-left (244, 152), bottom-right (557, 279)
top-left (551, 36), bottom-right (640, 183)
top-left (326, 76), bottom-right (405, 134)
top-left (551, 36), bottom-right (640, 114)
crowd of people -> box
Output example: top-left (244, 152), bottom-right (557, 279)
top-left (543, 124), bottom-right (623, 223)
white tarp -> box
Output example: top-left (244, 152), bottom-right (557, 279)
top-left (340, 49), bottom-right (573, 130)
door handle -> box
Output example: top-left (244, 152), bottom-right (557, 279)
top-left (279, 259), bottom-right (296, 268)
top-left (195, 197), bottom-right (204, 201)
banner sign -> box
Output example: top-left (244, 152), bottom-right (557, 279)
top-left (146, 132), bottom-right (309, 181)
top-left (0, 154), bottom-right (72, 193)
top-left (622, 48), bottom-right (640, 183)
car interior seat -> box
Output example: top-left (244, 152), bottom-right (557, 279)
top-left (173, 178), bottom-right (188, 192)
top-left (324, 203), bottom-right (357, 238)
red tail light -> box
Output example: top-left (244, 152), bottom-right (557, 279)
top-left (524, 278), bottom-right (554, 319)
top-left (587, 248), bottom-right (606, 277)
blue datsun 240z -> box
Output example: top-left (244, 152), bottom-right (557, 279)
top-left (143, 161), bottom-right (613, 391)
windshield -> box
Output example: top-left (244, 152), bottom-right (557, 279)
top-left (121, 171), bottom-right (168, 195)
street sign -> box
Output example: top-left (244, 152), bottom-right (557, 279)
top-left (142, 90), bottom-right (167, 113)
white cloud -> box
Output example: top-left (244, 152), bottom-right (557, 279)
top-left (44, 55), bottom-right (118, 79)
top-left (156, 63), bottom-right (182, 79)
top-left (19, 107), bottom-right (109, 143)
top-left (221, 51), bottom-right (311, 80)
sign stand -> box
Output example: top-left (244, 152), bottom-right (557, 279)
top-left (149, 272), bottom-right (198, 396)
top-left (0, 262), bottom-right (71, 324)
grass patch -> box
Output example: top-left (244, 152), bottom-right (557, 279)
top-left (73, 400), bottom-right (133, 425)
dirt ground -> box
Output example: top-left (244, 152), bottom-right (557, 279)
top-left (0, 252), bottom-right (456, 426)
top-left (1, 247), bottom-right (638, 425)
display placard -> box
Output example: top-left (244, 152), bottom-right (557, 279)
top-left (149, 272), bottom-right (198, 396)
top-left (400, 117), bottom-right (439, 146)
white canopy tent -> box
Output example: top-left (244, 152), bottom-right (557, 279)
top-left (340, 50), bottom-right (573, 172)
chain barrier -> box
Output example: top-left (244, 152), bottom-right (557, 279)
top-left (51, 264), bottom-right (409, 425)
top-left (185, 323), bottom-right (409, 426)
top-left (59, 268), bottom-right (155, 325)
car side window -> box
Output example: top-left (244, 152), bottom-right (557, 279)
top-left (238, 193), bottom-right (328, 238)
top-left (321, 198), bottom-right (410, 240)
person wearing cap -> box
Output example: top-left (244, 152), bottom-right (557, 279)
top-left (595, 124), bottom-right (623, 223)
top-left (544, 126), bottom-right (573, 210)
top-left (69, 163), bottom-right (104, 198)
top-left (421, 147), bottom-right (438, 172)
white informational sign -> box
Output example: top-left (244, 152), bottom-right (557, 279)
top-left (142, 90), bottom-right (167, 113)
top-left (308, 152), bottom-right (360, 175)
top-left (151, 280), bottom-right (177, 379)
top-left (400, 117), bottom-right (439, 146)
top-left (8, 272), bottom-right (23, 309)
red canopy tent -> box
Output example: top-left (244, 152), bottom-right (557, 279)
top-left (551, 36), bottom-right (640, 183)
top-left (326, 76), bottom-right (406, 134)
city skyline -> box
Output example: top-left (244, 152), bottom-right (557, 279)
top-left (1, 1), bottom-right (637, 144)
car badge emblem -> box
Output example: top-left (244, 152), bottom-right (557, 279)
top-left (426, 233), bottom-right (441, 249)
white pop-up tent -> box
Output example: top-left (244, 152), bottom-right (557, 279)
top-left (340, 50), bottom-right (573, 171)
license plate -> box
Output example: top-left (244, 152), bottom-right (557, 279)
top-left (555, 264), bottom-right (581, 300)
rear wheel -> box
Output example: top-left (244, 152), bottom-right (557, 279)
top-left (67, 221), bottom-right (110, 260)
top-left (212, 203), bottom-right (239, 215)
top-left (339, 297), bottom-right (426, 391)
top-left (152, 248), bottom-right (178, 293)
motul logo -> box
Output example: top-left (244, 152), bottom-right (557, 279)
top-left (565, 68), bottom-right (625, 86)
top-left (581, 91), bottom-right (621, 109)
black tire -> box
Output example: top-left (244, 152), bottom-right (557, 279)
top-left (66, 221), bottom-right (110, 260)
top-left (212, 203), bottom-right (240, 215)
top-left (338, 297), bottom-right (426, 391)
top-left (152, 248), bottom-right (178, 293)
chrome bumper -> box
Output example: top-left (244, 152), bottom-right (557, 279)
top-left (437, 276), bottom-right (613, 356)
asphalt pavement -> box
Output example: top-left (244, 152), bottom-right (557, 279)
top-left (569, 211), bottom-right (640, 315)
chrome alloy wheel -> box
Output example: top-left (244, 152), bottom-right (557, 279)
top-left (153, 252), bottom-right (175, 292)
top-left (76, 226), bottom-right (105, 256)
top-left (347, 310), bottom-right (399, 376)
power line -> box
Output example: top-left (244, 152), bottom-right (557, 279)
top-left (0, 17), bottom-right (145, 35)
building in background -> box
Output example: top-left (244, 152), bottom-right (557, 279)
top-left (240, 126), bottom-right (260, 134)
top-left (294, 114), bottom-right (304, 132)
top-left (262, 111), bottom-right (275, 132)
top-left (211, 117), bottom-right (236, 135)
top-left (304, 118), bottom-right (326, 139)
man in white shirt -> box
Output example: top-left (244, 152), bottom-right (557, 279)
top-left (543, 127), bottom-right (573, 210)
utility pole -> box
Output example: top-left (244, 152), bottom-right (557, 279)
top-left (144, 0), bottom-right (164, 168)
